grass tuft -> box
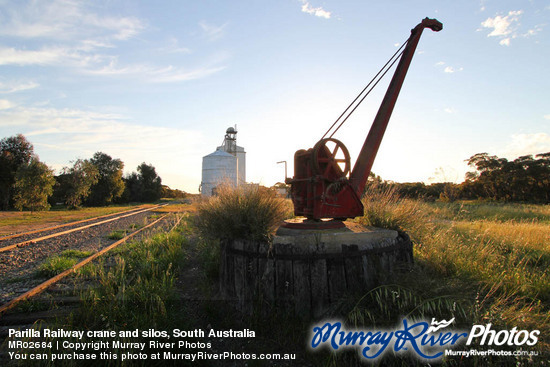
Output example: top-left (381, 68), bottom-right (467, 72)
top-left (195, 184), bottom-right (292, 242)
top-left (36, 249), bottom-right (94, 277)
top-left (107, 230), bottom-right (126, 240)
top-left (37, 257), bottom-right (78, 277)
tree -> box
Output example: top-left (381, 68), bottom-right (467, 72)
top-left (161, 185), bottom-right (186, 199)
top-left (122, 172), bottom-right (142, 203)
top-left (137, 163), bottom-right (162, 202)
top-left (87, 152), bottom-right (125, 206)
top-left (122, 163), bottom-right (163, 203)
top-left (0, 134), bottom-right (34, 210)
top-left (465, 152), bottom-right (550, 202)
top-left (61, 159), bottom-right (99, 208)
top-left (13, 158), bottom-right (55, 212)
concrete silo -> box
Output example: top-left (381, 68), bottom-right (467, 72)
top-left (200, 126), bottom-right (246, 196)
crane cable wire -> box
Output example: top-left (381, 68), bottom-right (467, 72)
top-left (321, 36), bottom-right (411, 141)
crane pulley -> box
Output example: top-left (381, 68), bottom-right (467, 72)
top-left (284, 18), bottom-right (443, 227)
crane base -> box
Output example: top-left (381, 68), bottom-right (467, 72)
top-left (278, 217), bottom-right (346, 232)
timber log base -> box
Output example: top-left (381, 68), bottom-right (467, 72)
top-left (219, 223), bottom-right (413, 318)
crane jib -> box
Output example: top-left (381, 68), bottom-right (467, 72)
top-left (286, 18), bottom-right (443, 221)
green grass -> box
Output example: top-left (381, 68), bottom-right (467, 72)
top-left (36, 250), bottom-right (94, 277)
top-left (424, 200), bottom-right (550, 222)
top-left (107, 230), bottom-right (126, 240)
top-left (74, 225), bottom-right (187, 332)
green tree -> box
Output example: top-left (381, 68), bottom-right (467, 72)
top-left (160, 185), bottom-right (186, 199)
top-left (465, 152), bottom-right (550, 202)
top-left (0, 134), bottom-right (34, 210)
top-left (122, 172), bottom-right (141, 203)
top-left (137, 162), bottom-right (162, 202)
top-left (122, 163), bottom-right (163, 203)
top-left (87, 152), bottom-right (125, 206)
top-left (62, 159), bottom-right (99, 208)
top-left (13, 158), bottom-right (55, 212)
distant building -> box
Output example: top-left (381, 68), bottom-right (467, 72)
top-left (200, 126), bottom-right (246, 196)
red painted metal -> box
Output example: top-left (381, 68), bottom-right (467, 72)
top-left (286, 18), bottom-right (442, 221)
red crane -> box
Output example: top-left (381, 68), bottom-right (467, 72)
top-left (285, 18), bottom-right (442, 227)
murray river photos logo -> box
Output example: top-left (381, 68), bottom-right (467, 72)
top-left (309, 318), bottom-right (540, 360)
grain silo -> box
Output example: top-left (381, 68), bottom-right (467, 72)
top-left (200, 126), bottom-right (246, 196)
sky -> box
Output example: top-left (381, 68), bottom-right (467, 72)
top-left (0, 0), bottom-right (548, 193)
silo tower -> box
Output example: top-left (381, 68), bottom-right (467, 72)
top-left (222, 127), bottom-right (237, 155)
top-left (200, 126), bottom-right (246, 196)
top-left (217, 126), bottom-right (246, 186)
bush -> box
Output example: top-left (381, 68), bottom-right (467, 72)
top-left (195, 184), bottom-right (292, 242)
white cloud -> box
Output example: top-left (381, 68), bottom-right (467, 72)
top-left (444, 107), bottom-right (457, 114)
top-left (501, 133), bottom-right (550, 157)
top-left (199, 21), bottom-right (228, 41)
top-left (525, 24), bottom-right (544, 37)
top-left (300, 0), bottom-right (331, 19)
top-left (0, 47), bottom-right (64, 66)
top-left (544, 114), bottom-right (550, 120)
top-left (435, 61), bottom-right (463, 73)
top-left (83, 60), bottom-right (225, 83)
top-left (481, 10), bottom-right (522, 36)
top-left (481, 10), bottom-right (523, 45)
top-left (159, 37), bottom-right (191, 54)
top-left (479, 0), bottom-right (487, 12)
top-left (0, 100), bottom-right (15, 110)
top-left (444, 66), bottom-right (463, 73)
top-left (0, 80), bottom-right (39, 93)
top-left (0, 1), bottom-right (222, 84)
top-left (149, 65), bottom-right (227, 83)
top-left (0, 0), bottom-right (144, 42)
top-left (0, 105), bottom-right (204, 189)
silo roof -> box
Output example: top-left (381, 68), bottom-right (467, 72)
top-left (204, 149), bottom-right (234, 158)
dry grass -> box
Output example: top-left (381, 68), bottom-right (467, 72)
top-left (356, 184), bottom-right (435, 243)
top-left (0, 204), bottom-right (149, 236)
top-left (195, 184), bottom-right (293, 242)
top-left (354, 187), bottom-right (550, 356)
top-left (453, 220), bottom-right (550, 252)
top-left (154, 202), bottom-right (198, 214)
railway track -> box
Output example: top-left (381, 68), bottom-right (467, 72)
top-left (0, 213), bottom-right (177, 317)
top-left (0, 204), bottom-right (165, 253)
top-left (0, 205), bottom-right (167, 254)
top-left (0, 204), bottom-right (175, 315)
top-left (0, 205), bottom-right (152, 242)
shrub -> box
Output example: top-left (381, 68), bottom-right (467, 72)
top-left (195, 184), bottom-right (291, 242)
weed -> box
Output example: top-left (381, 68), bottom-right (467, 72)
top-left (107, 230), bottom-right (126, 240)
top-left (60, 249), bottom-right (93, 258)
top-left (37, 256), bottom-right (78, 277)
top-left (36, 249), bottom-right (94, 278)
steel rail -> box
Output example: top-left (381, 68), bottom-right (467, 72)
top-left (0, 213), bottom-right (170, 316)
top-left (0, 205), bottom-right (151, 242)
top-left (0, 204), bottom-right (167, 253)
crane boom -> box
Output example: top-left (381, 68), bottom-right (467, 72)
top-left (349, 18), bottom-right (442, 197)
top-left (284, 18), bottom-right (442, 225)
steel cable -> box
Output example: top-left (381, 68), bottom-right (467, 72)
top-left (321, 37), bottom-right (411, 141)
